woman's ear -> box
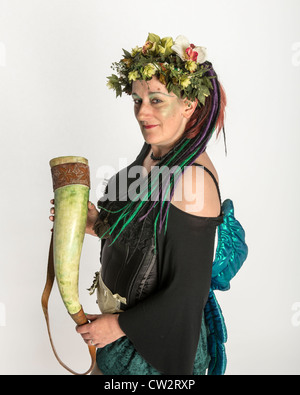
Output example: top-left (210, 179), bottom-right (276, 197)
top-left (182, 98), bottom-right (198, 119)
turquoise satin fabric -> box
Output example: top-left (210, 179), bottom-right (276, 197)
top-left (211, 199), bottom-right (248, 292)
top-left (96, 314), bottom-right (211, 375)
top-left (204, 199), bottom-right (248, 375)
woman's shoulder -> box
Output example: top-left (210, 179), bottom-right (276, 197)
top-left (171, 151), bottom-right (221, 218)
top-left (193, 151), bottom-right (219, 184)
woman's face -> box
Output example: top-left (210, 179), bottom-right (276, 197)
top-left (132, 77), bottom-right (192, 150)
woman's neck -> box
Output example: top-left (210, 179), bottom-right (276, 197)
top-left (150, 145), bottom-right (171, 160)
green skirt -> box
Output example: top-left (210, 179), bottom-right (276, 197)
top-left (96, 317), bottom-right (210, 375)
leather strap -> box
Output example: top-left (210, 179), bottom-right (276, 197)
top-left (41, 234), bottom-right (96, 375)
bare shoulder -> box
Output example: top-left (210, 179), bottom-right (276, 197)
top-left (193, 151), bottom-right (219, 184)
top-left (171, 152), bottom-right (221, 217)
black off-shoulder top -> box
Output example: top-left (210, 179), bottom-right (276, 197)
top-left (94, 143), bottom-right (223, 375)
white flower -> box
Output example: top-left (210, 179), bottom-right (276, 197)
top-left (171, 35), bottom-right (189, 60)
top-left (171, 35), bottom-right (207, 64)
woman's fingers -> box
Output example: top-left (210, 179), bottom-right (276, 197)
top-left (88, 201), bottom-right (98, 212)
top-left (49, 207), bottom-right (55, 222)
top-left (49, 199), bottom-right (55, 223)
top-left (76, 329), bottom-right (93, 344)
top-left (76, 322), bottom-right (91, 335)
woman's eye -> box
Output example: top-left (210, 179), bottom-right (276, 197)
top-left (151, 98), bottom-right (162, 104)
top-left (132, 98), bottom-right (162, 105)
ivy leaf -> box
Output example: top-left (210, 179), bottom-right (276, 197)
top-left (202, 86), bottom-right (210, 97)
top-left (122, 49), bottom-right (132, 58)
top-left (203, 76), bottom-right (213, 90)
top-left (197, 93), bottom-right (206, 106)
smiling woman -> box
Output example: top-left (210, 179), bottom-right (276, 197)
top-left (132, 78), bottom-right (195, 154)
top-left (55, 33), bottom-right (248, 376)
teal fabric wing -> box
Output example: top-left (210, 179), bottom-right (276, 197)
top-left (204, 291), bottom-right (227, 375)
top-left (205, 199), bottom-right (248, 375)
top-left (211, 199), bottom-right (248, 291)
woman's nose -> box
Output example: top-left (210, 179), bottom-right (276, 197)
top-left (136, 102), bottom-right (152, 121)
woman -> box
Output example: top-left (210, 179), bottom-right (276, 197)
top-left (50, 34), bottom-right (245, 375)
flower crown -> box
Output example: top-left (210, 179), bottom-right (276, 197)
top-left (107, 33), bottom-right (214, 107)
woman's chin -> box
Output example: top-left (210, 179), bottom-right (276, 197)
top-left (142, 133), bottom-right (161, 146)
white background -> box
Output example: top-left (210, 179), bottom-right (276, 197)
top-left (0, 0), bottom-right (300, 375)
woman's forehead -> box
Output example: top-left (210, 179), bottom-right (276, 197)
top-left (132, 78), bottom-right (169, 95)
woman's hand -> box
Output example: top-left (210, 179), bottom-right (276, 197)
top-left (76, 314), bottom-right (126, 348)
top-left (49, 200), bottom-right (99, 236)
top-left (85, 202), bottom-right (99, 236)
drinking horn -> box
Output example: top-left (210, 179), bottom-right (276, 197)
top-left (41, 156), bottom-right (96, 375)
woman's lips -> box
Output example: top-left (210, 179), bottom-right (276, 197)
top-left (143, 125), bottom-right (158, 129)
